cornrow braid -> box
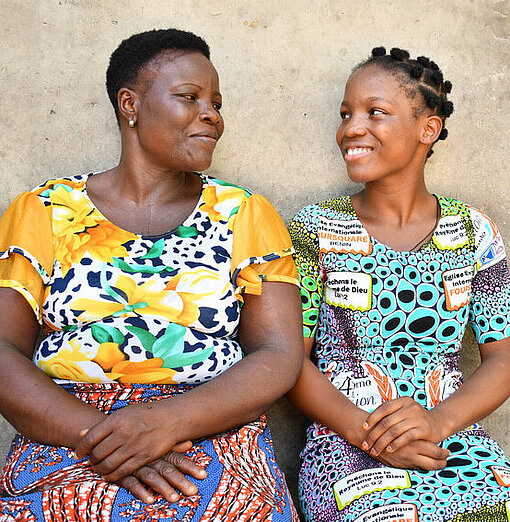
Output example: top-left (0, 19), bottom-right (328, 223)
top-left (355, 46), bottom-right (454, 157)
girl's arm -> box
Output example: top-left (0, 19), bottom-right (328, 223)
top-left (286, 338), bottom-right (449, 469)
top-left (361, 337), bottom-right (510, 457)
top-left (74, 281), bottom-right (305, 482)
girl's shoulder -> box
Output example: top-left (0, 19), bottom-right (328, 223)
top-left (291, 195), bottom-right (356, 228)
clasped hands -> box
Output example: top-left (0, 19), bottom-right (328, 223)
top-left (357, 397), bottom-right (450, 470)
top-left (74, 402), bottom-right (204, 504)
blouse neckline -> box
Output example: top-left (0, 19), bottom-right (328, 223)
top-left (83, 171), bottom-right (207, 239)
top-left (346, 194), bottom-right (445, 254)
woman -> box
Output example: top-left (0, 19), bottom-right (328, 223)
top-left (0, 29), bottom-right (302, 521)
top-left (288, 47), bottom-right (510, 521)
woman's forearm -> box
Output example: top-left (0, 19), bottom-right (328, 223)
top-left (0, 342), bottom-right (105, 448)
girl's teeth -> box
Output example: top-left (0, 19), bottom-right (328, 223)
top-left (347, 147), bottom-right (370, 155)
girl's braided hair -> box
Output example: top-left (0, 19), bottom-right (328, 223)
top-left (356, 47), bottom-right (454, 157)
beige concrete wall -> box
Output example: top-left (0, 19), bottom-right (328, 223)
top-left (0, 0), bottom-right (509, 503)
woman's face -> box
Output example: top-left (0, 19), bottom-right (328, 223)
top-left (132, 51), bottom-right (224, 173)
top-left (336, 65), bottom-right (426, 184)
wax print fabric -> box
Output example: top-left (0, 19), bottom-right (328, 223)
top-left (0, 172), bottom-right (299, 521)
top-left (289, 195), bottom-right (510, 522)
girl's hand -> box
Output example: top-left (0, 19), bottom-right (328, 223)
top-left (117, 442), bottom-right (207, 504)
top-left (372, 439), bottom-right (450, 470)
top-left (75, 402), bottom-right (179, 481)
top-left (361, 397), bottom-right (446, 457)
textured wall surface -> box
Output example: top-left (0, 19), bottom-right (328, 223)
top-left (0, 0), bottom-right (509, 506)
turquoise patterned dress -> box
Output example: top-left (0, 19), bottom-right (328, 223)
top-left (289, 195), bottom-right (510, 522)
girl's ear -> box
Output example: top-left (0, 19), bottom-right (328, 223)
top-left (421, 115), bottom-right (443, 145)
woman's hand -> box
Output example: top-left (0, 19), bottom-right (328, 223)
top-left (117, 442), bottom-right (207, 504)
top-left (372, 439), bottom-right (450, 470)
top-left (75, 402), bottom-right (180, 481)
top-left (361, 397), bottom-right (446, 457)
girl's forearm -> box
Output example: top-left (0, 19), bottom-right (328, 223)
top-left (286, 358), bottom-right (368, 448)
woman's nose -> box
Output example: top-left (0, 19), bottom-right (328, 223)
top-left (198, 102), bottom-right (221, 124)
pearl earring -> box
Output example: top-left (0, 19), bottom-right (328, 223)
top-left (128, 118), bottom-right (136, 128)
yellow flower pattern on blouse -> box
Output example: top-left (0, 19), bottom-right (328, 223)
top-left (49, 184), bottom-right (137, 275)
top-left (0, 173), bottom-right (297, 384)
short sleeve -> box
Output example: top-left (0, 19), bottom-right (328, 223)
top-left (231, 194), bottom-right (298, 299)
top-left (468, 208), bottom-right (510, 343)
top-left (0, 192), bottom-right (54, 321)
top-left (288, 205), bottom-right (323, 338)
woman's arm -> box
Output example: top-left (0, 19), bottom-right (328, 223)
top-left (0, 288), bottom-right (104, 447)
top-left (286, 337), bottom-right (449, 469)
top-left (75, 281), bottom-right (305, 481)
top-left (0, 288), bottom-right (207, 501)
top-left (361, 337), bottom-right (510, 457)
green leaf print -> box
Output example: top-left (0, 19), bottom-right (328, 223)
top-left (228, 206), bottom-right (240, 219)
top-left (91, 324), bottom-right (125, 345)
top-left (173, 225), bottom-right (199, 238)
top-left (112, 257), bottom-right (168, 274)
top-left (152, 323), bottom-right (186, 358)
top-left (151, 323), bottom-right (214, 369)
top-left (140, 239), bottom-right (165, 260)
top-left (125, 326), bottom-right (157, 352)
top-left (162, 347), bottom-right (214, 369)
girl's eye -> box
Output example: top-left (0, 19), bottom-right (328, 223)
top-left (340, 112), bottom-right (351, 120)
top-left (213, 102), bottom-right (222, 111)
top-left (370, 108), bottom-right (385, 116)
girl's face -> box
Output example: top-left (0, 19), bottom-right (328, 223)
top-left (336, 65), bottom-right (428, 185)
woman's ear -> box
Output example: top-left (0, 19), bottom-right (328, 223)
top-left (117, 87), bottom-right (139, 127)
top-left (421, 115), bottom-right (443, 145)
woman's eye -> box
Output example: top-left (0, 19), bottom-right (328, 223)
top-left (213, 102), bottom-right (222, 111)
top-left (370, 108), bottom-right (385, 116)
top-left (340, 112), bottom-right (351, 120)
top-left (182, 94), bottom-right (197, 101)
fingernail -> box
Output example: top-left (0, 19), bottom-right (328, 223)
top-left (198, 469), bottom-right (207, 478)
top-left (362, 422), bottom-right (369, 430)
top-left (80, 429), bottom-right (89, 437)
top-left (361, 441), bottom-right (368, 450)
top-left (170, 494), bottom-right (179, 503)
top-left (146, 495), bottom-right (154, 503)
top-left (72, 452), bottom-right (79, 460)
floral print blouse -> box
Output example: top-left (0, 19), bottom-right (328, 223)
top-left (0, 173), bottom-right (298, 385)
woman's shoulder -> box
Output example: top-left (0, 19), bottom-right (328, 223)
top-left (30, 173), bottom-right (90, 200)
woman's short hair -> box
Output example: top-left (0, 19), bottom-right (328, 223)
top-left (106, 28), bottom-right (210, 118)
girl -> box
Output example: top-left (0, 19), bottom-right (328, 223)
top-left (288, 47), bottom-right (510, 522)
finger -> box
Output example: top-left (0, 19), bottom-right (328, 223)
top-left (417, 441), bottom-right (451, 461)
top-left (413, 453), bottom-right (448, 470)
top-left (135, 465), bottom-right (180, 503)
top-left (363, 414), bottom-right (410, 452)
top-left (119, 475), bottom-right (156, 504)
top-left (75, 422), bottom-right (113, 460)
top-left (172, 441), bottom-right (193, 453)
top-left (88, 435), bottom-right (124, 467)
top-left (363, 398), bottom-right (410, 430)
top-left (102, 454), bottom-right (149, 482)
top-left (153, 459), bottom-right (199, 497)
top-left (384, 427), bottom-right (424, 454)
top-left (165, 451), bottom-right (207, 481)
top-left (369, 421), bottom-right (416, 456)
